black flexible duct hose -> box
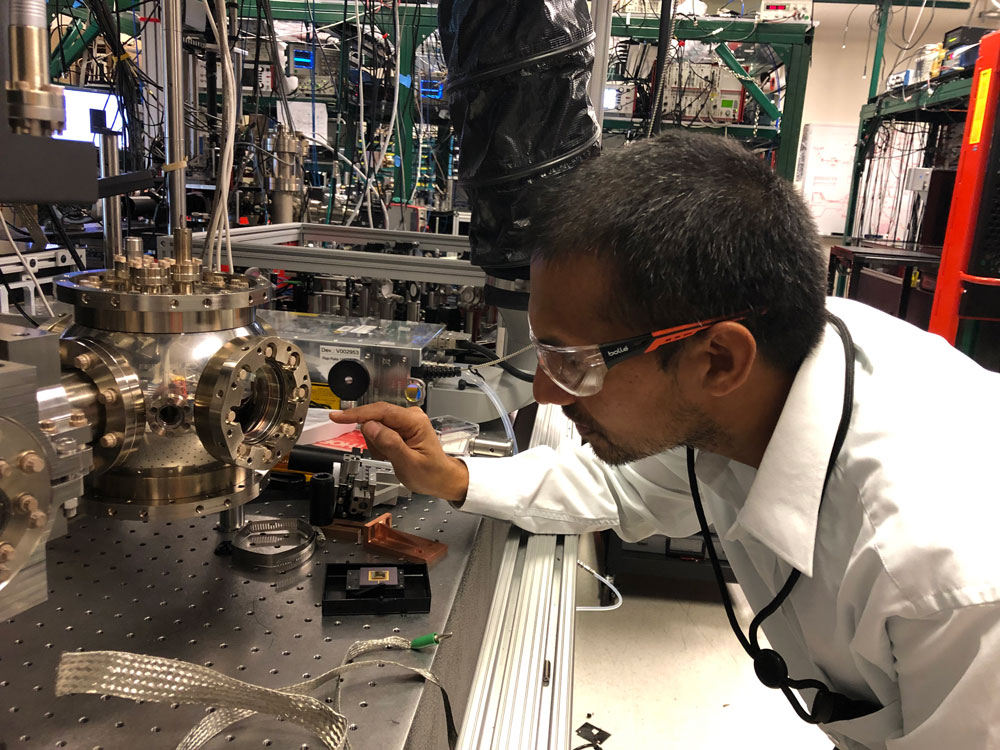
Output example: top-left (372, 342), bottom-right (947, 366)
top-left (439, 0), bottom-right (601, 277)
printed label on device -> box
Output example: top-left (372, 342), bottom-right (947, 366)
top-left (320, 345), bottom-right (363, 368)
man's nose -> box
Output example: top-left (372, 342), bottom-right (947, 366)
top-left (533, 365), bottom-right (577, 406)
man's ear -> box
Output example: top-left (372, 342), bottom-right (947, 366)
top-left (679, 322), bottom-right (757, 398)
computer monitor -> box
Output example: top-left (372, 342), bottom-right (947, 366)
top-left (53, 87), bottom-right (123, 146)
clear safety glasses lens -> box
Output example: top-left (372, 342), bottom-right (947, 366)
top-left (535, 347), bottom-right (608, 397)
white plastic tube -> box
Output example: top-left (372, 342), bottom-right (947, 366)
top-left (462, 372), bottom-right (518, 455)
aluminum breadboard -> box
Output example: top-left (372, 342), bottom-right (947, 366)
top-left (0, 494), bottom-right (482, 750)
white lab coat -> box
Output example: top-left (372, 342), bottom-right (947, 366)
top-left (460, 298), bottom-right (1000, 750)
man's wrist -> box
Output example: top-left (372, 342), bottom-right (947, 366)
top-left (442, 456), bottom-right (470, 504)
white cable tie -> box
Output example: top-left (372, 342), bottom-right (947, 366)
top-left (161, 158), bottom-right (189, 173)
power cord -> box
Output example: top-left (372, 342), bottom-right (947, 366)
top-left (576, 560), bottom-right (623, 612)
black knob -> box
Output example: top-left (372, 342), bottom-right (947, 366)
top-left (327, 359), bottom-right (371, 402)
top-left (753, 648), bottom-right (788, 689)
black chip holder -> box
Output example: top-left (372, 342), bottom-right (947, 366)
top-left (323, 562), bottom-right (432, 616)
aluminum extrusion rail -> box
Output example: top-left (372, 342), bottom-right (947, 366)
top-left (457, 404), bottom-right (581, 749)
top-left (159, 223), bottom-right (486, 286)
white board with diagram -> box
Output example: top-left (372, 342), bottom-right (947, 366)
top-left (795, 123), bottom-right (857, 237)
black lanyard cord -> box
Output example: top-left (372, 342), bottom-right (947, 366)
top-left (684, 312), bottom-right (879, 725)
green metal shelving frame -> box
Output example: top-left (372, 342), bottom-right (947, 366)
top-left (842, 76), bottom-right (972, 243)
top-left (838, 0), bottom-right (971, 244)
top-left (49, 4), bottom-right (816, 193)
top-left (608, 16), bottom-right (814, 180)
top-left (49, 1), bottom-right (142, 80)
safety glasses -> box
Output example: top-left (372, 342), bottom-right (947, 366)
top-left (530, 312), bottom-right (751, 397)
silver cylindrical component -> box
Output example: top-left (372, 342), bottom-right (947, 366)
top-left (174, 227), bottom-right (192, 266)
top-left (9, 0), bottom-right (47, 89)
top-left (218, 504), bottom-right (245, 533)
top-left (379, 298), bottom-right (395, 321)
top-left (266, 125), bottom-right (307, 224)
top-left (10, 0), bottom-right (48, 26)
top-left (358, 286), bottom-right (370, 317)
top-left (272, 192), bottom-right (294, 225)
top-left (308, 274), bottom-right (349, 315)
top-left (162, 0), bottom-right (188, 236)
top-left (99, 133), bottom-right (123, 268)
top-left (471, 435), bottom-right (515, 458)
top-left (125, 236), bottom-right (143, 262)
top-left (7, 0), bottom-right (65, 137)
top-left (172, 228), bottom-right (196, 294)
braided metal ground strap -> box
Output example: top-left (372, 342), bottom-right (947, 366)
top-left (55, 636), bottom-right (456, 750)
top-left (177, 636), bottom-right (413, 750)
top-left (56, 649), bottom-right (346, 749)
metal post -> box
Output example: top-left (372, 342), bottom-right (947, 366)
top-left (868, 0), bottom-right (893, 100)
top-left (185, 51), bottom-right (199, 160)
top-left (228, 6), bottom-right (244, 226)
top-left (228, 4), bottom-right (244, 124)
top-left (589, 0), bottom-right (614, 132)
top-left (218, 505), bottom-right (245, 534)
top-left (135, 0), bottom-right (163, 167)
top-left (162, 0), bottom-right (188, 240)
top-left (843, 125), bottom-right (866, 244)
top-left (99, 133), bottom-right (123, 267)
top-left (773, 39), bottom-right (812, 181)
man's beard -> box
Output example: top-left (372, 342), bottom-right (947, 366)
top-left (562, 402), bottom-right (726, 466)
top-left (562, 405), bottom-right (675, 465)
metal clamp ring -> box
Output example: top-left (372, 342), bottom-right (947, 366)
top-left (0, 418), bottom-right (53, 590)
top-left (60, 337), bottom-right (144, 474)
top-left (194, 335), bottom-right (310, 470)
top-left (231, 518), bottom-right (317, 570)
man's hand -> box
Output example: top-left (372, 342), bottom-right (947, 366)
top-left (330, 403), bottom-right (470, 501)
